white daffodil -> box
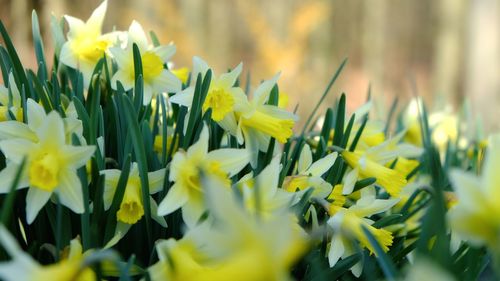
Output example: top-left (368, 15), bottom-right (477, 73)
top-left (236, 74), bottom-right (298, 166)
top-left (237, 155), bottom-right (300, 218)
top-left (283, 144), bottom-right (337, 198)
top-left (327, 187), bottom-right (399, 277)
top-left (170, 56), bottom-right (248, 135)
top-left (110, 21), bottom-right (181, 105)
top-left (0, 111), bottom-right (95, 223)
top-left (0, 226), bottom-right (96, 281)
top-left (0, 73), bottom-right (23, 122)
top-left (448, 134), bottom-right (500, 249)
top-left (60, 1), bottom-right (118, 87)
top-left (157, 124), bottom-right (250, 227)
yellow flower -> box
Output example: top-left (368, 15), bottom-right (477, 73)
top-left (170, 57), bottom-right (248, 133)
top-left (0, 226), bottom-right (96, 281)
top-left (59, 1), bottom-right (116, 87)
top-left (150, 177), bottom-right (307, 281)
top-left (448, 134), bottom-right (500, 248)
top-left (171, 67), bottom-right (190, 84)
top-left (110, 21), bottom-right (181, 105)
top-left (0, 111), bottom-right (95, 223)
top-left (283, 144), bottom-right (337, 198)
top-left (327, 187), bottom-right (399, 277)
top-left (157, 124), bottom-right (250, 226)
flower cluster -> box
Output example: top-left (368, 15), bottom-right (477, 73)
top-left (0, 2), bottom-right (497, 281)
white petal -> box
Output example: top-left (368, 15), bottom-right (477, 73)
top-left (61, 145), bottom-right (95, 169)
top-left (169, 87), bottom-right (194, 107)
top-left (154, 45), bottom-right (176, 62)
top-left (256, 155), bottom-right (281, 198)
top-left (59, 42), bottom-right (78, 69)
top-left (128, 20), bottom-right (149, 50)
top-left (26, 99), bottom-right (46, 130)
top-left (0, 164), bottom-right (29, 193)
top-left (111, 70), bottom-right (134, 91)
top-left (0, 121), bottom-right (36, 141)
top-left (157, 182), bottom-right (188, 216)
top-left (342, 168), bottom-right (358, 195)
top-left (308, 152), bottom-right (338, 176)
top-left (26, 188), bottom-right (52, 224)
top-left (328, 233), bottom-right (345, 267)
top-left (0, 139), bottom-right (34, 163)
top-left (150, 197), bottom-right (168, 228)
top-left (192, 56), bottom-right (210, 81)
top-left (298, 144), bottom-right (313, 174)
top-left (483, 135), bottom-right (500, 198)
top-left (187, 124), bottom-right (209, 159)
top-left (101, 169), bottom-right (121, 210)
top-left (148, 168), bottom-right (166, 194)
top-left (350, 198), bottom-right (399, 217)
top-left (252, 72), bottom-right (280, 106)
top-left (182, 199), bottom-right (205, 228)
top-left (217, 113), bottom-right (238, 136)
top-left (217, 62), bottom-right (242, 88)
top-left (152, 70), bottom-right (182, 94)
top-left (449, 169), bottom-right (483, 211)
top-left (36, 111), bottom-right (65, 146)
top-left (206, 149), bottom-right (250, 177)
top-left (86, 0), bottom-right (107, 30)
top-left (56, 170), bottom-right (84, 214)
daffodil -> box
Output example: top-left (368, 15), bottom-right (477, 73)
top-left (170, 66), bottom-right (190, 84)
top-left (237, 155), bottom-right (300, 218)
top-left (448, 134), bottom-right (500, 249)
top-left (283, 144), bottom-right (337, 198)
top-left (150, 177), bottom-right (308, 281)
top-left (236, 73), bottom-right (298, 165)
top-left (157, 124), bottom-right (250, 226)
top-left (59, 1), bottom-right (117, 87)
top-left (0, 111), bottom-right (95, 223)
top-left (0, 73), bottom-right (23, 121)
top-left (327, 187), bottom-right (399, 277)
top-left (0, 225), bottom-right (96, 281)
top-left (341, 133), bottom-right (422, 196)
top-left (110, 21), bottom-right (181, 105)
top-left (101, 163), bottom-right (167, 240)
top-left (170, 56), bottom-right (248, 135)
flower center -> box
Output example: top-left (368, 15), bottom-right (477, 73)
top-left (202, 88), bottom-right (235, 121)
top-left (29, 152), bottom-right (60, 192)
top-left (141, 52), bottom-right (164, 83)
top-left (241, 110), bottom-right (294, 143)
top-left (116, 183), bottom-right (144, 224)
top-left (180, 160), bottom-right (230, 195)
top-left (72, 34), bottom-right (109, 63)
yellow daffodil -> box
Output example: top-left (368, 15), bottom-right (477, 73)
top-left (0, 225), bottom-right (96, 281)
top-left (237, 74), bottom-right (298, 165)
top-left (0, 73), bottom-right (23, 121)
top-left (170, 56), bottom-right (248, 135)
top-left (157, 124), bottom-right (250, 226)
top-left (150, 177), bottom-right (307, 281)
top-left (327, 187), bottom-right (399, 277)
top-left (110, 21), bottom-right (181, 105)
top-left (59, 1), bottom-right (117, 87)
top-left (0, 111), bottom-right (95, 223)
top-left (237, 155), bottom-right (300, 218)
top-left (101, 163), bottom-right (167, 236)
top-left (448, 134), bottom-right (500, 249)
top-left (283, 144), bottom-right (337, 198)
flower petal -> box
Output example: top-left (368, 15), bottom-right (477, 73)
top-left (207, 149), bottom-right (250, 177)
top-left (0, 121), bottom-right (36, 141)
top-left (298, 144), bottom-right (313, 174)
top-left (61, 145), bottom-right (95, 170)
top-left (56, 170), bottom-right (84, 214)
top-left (157, 182), bottom-right (188, 216)
top-left (148, 168), bottom-right (166, 194)
top-left (26, 188), bottom-right (52, 224)
top-left (0, 139), bottom-right (34, 163)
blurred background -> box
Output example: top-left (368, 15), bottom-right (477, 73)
top-left (1, 0), bottom-right (499, 130)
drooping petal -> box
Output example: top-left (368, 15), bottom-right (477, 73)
top-left (157, 182), bottom-right (189, 216)
top-left (150, 197), bottom-right (168, 228)
top-left (101, 169), bottom-right (121, 210)
top-left (26, 188), bottom-right (52, 224)
top-left (328, 233), bottom-right (345, 267)
top-left (342, 168), bottom-right (358, 195)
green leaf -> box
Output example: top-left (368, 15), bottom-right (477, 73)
top-left (332, 94), bottom-right (346, 146)
top-left (31, 10), bottom-right (48, 81)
